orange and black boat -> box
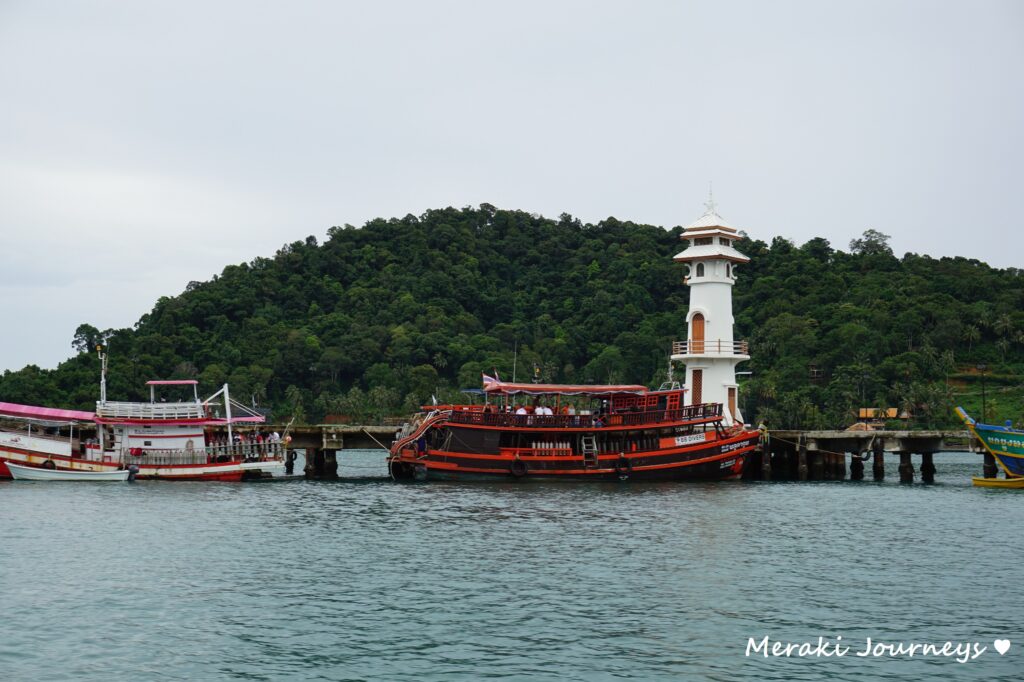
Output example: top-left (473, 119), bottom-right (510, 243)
top-left (388, 377), bottom-right (758, 482)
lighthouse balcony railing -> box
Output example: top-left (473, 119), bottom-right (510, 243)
top-left (672, 340), bottom-right (749, 356)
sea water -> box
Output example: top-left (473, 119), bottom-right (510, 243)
top-left (0, 451), bottom-right (1020, 681)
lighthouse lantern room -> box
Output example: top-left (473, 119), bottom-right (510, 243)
top-left (671, 194), bottom-right (750, 426)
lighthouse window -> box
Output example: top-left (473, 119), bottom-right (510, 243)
top-left (693, 237), bottom-right (713, 246)
top-left (696, 263), bottom-right (705, 277)
top-left (726, 263), bottom-right (731, 277)
top-left (720, 238), bottom-right (731, 247)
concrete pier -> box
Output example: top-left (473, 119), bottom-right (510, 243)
top-left (920, 452), bottom-right (936, 484)
top-left (761, 448), bottom-right (772, 481)
top-left (753, 429), bottom-right (981, 483)
top-left (898, 452), bottom-right (914, 484)
top-left (983, 452), bottom-right (998, 479)
top-left (872, 439), bottom-right (885, 481)
top-left (850, 451), bottom-right (865, 481)
top-left (797, 435), bottom-right (808, 481)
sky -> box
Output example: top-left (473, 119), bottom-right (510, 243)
top-left (1, 0), bottom-right (1022, 372)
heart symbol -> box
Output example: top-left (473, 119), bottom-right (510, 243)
top-left (994, 639), bottom-right (1011, 655)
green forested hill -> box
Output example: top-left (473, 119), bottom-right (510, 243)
top-left (3, 205), bottom-right (1022, 428)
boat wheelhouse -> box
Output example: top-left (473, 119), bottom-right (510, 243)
top-left (388, 379), bottom-right (758, 481)
top-left (0, 348), bottom-right (286, 481)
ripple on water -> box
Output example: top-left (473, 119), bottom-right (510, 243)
top-left (0, 451), bottom-right (1021, 681)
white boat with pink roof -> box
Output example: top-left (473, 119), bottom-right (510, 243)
top-left (0, 346), bottom-right (286, 481)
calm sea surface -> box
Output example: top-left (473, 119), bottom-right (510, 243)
top-left (1, 450), bottom-right (1021, 681)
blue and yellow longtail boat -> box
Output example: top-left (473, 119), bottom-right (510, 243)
top-left (955, 406), bottom-right (1024, 488)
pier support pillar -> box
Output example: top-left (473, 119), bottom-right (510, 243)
top-left (850, 452), bottom-right (865, 481)
top-left (837, 452), bottom-right (847, 480)
top-left (920, 452), bottom-right (936, 484)
top-left (305, 447), bottom-right (322, 479)
top-left (983, 452), bottom-right (998, 479)
top-left (810, 449), bottom-right (824, 480)
top-left (872, 439), bottom-right (885, 481)
top-left (324, 450), bottom-right (339, 479)
top-left (780, 449), bottom-right (793, 480)
top-left (761, 447), bottom-right (772, 481)
top-left (898, 452), bottom-right (914, 484)
top-left (797, 436), bottom-right (808, 481)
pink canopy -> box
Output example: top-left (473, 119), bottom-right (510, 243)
top-left (482, 381), bottom-right (649, 397)
top-left (146, 380), bottom-right (198, 385)
top-left (0, 401), bottom-right (95, 422)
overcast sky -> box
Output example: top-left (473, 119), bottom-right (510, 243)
top-left (1, 0), bottom-right (1021, 373)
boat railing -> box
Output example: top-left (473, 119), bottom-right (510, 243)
top-left (206, 442), bottom-right (286, 460)
top-left (121, 442), bottom-right (285, 466)
top-left (97, 401), bottom-right (207, 420)
top-left (447, 403), bottom-right (723, 429)
top-left (672, 340), bottom-right (749, 356)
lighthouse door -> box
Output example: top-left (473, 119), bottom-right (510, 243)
top-left (691, 313), bottom-right (705, 353)
top-left (691, 370), bottom-right (703, 405)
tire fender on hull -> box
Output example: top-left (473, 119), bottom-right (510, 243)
top-left (510, 458), bottom-right (528, 478)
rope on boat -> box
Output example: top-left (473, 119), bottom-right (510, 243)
top-left (767, 434), bottom-right (866, 458)
top-left (360, 428), bottom-right (392, 452)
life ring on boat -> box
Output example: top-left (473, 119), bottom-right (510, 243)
top-left (615, 455), bottom-right (632, 479)
top-left (510, 458), bottom-right (528, 478)
top-left (42, 460), bottom-right (57, 469)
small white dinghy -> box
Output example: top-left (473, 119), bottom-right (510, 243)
top-left (7, 462), bottom-right (130, 481)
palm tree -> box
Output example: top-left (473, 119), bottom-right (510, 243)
top-left (996, 337), bottom-right (1010, 362)
top-left (994, 313), bottom-right (1014, 339)
top-left (962, 324), bottom-right (981, 353)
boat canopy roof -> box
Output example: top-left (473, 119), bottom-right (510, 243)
top-left (0, 400), bottom-right (95, 423)
top-left (482, 381), bottom-right (649, 397)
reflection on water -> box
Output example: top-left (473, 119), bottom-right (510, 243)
top-left (0, 451), bottom-right (1020, 681)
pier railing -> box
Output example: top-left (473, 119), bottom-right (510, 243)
top-left (447, 403), bottom-right (722, 429)
top-left (672, 340), bottom-right (749, 356)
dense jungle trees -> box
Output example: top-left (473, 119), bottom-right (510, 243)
top-left (2, 205), bottom-right (1022, 428)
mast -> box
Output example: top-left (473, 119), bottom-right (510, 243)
top-left (97, 344), bottom-right (108, 405)
top-left (224, 383), bottom-right (233, 444)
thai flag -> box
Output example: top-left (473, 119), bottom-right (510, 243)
top-left (482, 373), bottom-right (498, 387)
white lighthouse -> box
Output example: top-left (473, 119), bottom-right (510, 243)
top-left (671, 194), bottom-right (750, 426)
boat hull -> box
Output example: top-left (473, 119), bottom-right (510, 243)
top-left (390, 432), bottom-right (757, 482)
top-left (972, 476), bottom-right (1024, 489)
top-left (0, 446), bottom-right (285, 482)
top-left (955, 407), bottom-right (1024, 478)
top-left (6, 461), bottom-right (129, 481)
